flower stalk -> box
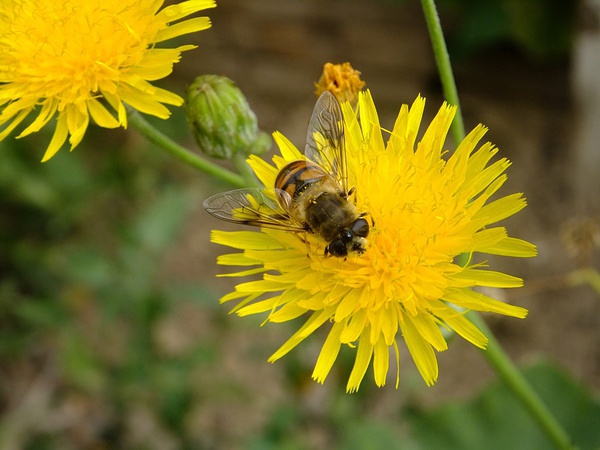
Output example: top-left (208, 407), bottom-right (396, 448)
top-left (127, 109), bottom-right (245, 188)
top-left (421, 1), bottom-right (574, 448)
top-left (468, 312), bottom-right (575, 450)
top-left (420, 0), bottom-right (466, 144)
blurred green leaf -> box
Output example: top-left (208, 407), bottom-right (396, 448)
top-left (129, 186), bottom-right (193, 253)
top-left (440, 0), bottom-right (575, 60)
top-left (339, 421), bottom-right (408, 450)
top-left (408, 361), bottom-right (600, 450)
top-left (504, 0), bottom-right (575, 59)
top-left (60, 328), bottom-right (106, 391)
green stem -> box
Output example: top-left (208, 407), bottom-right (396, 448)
top-left (421, 1), bottom-right (575, 448)
top-left (420, 0), bottom-right (466, 144)
top-left (127, 110), bottom-right (246, 188)
top-left (468, 312), bottom-right (575, 450)
top-left (232, 152), bottom-right (260, 187)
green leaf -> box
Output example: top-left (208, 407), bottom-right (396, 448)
top-left (129, 187), bottom-right (192, 253)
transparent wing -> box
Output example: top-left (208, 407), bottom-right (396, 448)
top-left (304, 91), bottom-right (348, 194)
top-left (203, 188), bottom-right (308, 232)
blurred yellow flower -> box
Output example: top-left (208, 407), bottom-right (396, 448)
top-left (315, 62), bottom-right (365, 105)
top-left (211, 91), bottom-right (537, 392)
top-left (0, 0), bottom-right (215, 161)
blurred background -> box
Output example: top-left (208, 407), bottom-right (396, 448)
top-left (1, 0), bottom-right (599, 449)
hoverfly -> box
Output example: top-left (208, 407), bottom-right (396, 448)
top-left (203, 91), bottom-right (370, 257)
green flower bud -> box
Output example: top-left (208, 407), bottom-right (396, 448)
top-left (185, 75), bottom-right (271, 159)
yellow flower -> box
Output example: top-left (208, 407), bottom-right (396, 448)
top-left (315, 62), bottom-right (365, 105)
top-left (0, 0), bottom-right (215, 161)
top-left (211, 91), bottom-right (537, 392)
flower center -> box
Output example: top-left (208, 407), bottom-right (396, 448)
top-left (1, 0), bottom-right (157, 104)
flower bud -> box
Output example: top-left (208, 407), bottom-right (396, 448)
top-left (185, 75), bottom-right (271, 159)
top-left (314, 62), bottom-right (365, 106)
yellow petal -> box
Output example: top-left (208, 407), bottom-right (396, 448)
top-left (410, 310), bottom-right (448, 352)
top-left (358, 90), bottom-right (385, 154)
top-left (313, 321), bottom-right (344, 384)
top-left (334, 287), bottom-right (362, 321)
top-left (16, 100), bottom-right (57, 137)
top-left (0, 109), bottom-right (31, 140)
top-left (119, 85), bottom-right (174, 119)
top-left (473, 193), bottom-right (528, 225)
top-left (132, 46), bottom-right (196, 81)
top-left (380, 303), bottom-right (399, 346)
top-left (237, 296), bottom-right (282, 316)
top-left (269, 300), bottom-right (308, 323)
top-left (216, 253), bottom-right (259, 266)
top-left (472, 227), bottom-right (508, 251)
top-left (41, 114), bottom-right (69, 162)
top-left (219, 290), bottom-right (255, 304)
top-left (234, 279), bottom-right (287, 294)
top-left (401, 314), bottom-right (438, 386)
top-left (443, 288), bottom-right (528, 318)
top-left (272, 131), bottom-right (303, 161)
top-left (269, 309), bottom-right (333, 362)
top-left (432, 300), bottom-right (488, 349)
top-left (66, 105), bottom-right (89, 149)
top-left (211, 230), bottom-right (281, 250)
top-left (87, 97), bottom-right (120, 128)
top-left (247, 154), bottom-right (278, 188)
top-left (451, 268), bottom-right (524, 288)
top-left (480, 237), bottom-right (537, 258)
top-left (419, 102), bottom-right (455, 164)
top-left (340, 309), bottom-right (368, 343)
top-left (373, 336), bottom-right (389, 387)
top-left (154, 17), bottom-right (212, 43)
top-left (216, 267), bottom-right (266, 278)
top-left (102, 91), bottom-right (128, 127)
top-left (346, 333), bottom-right (374, 393)
top-left (158, 0), bottom-right (216, 22)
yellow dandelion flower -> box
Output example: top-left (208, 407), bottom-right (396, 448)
top-left (0, 0), bottom-right (215, 161)
top-left (209, 90), bottom-right (537, 392)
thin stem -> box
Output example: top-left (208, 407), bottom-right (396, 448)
top-left (232, 152), bottom-right (260, 187)
top-left (127, 110), bottom-right (246, 188)
top-left (420, 0), bottom-right (466, 144)
top-left (468, 312), bottom-right (575, 450)
top-left (421, 1), bottom-right (575, 448)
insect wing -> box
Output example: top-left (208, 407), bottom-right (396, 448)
top-left (304, 91), bottom-right (348, 194)
top-left (203, 188), bottom-right (306, 231)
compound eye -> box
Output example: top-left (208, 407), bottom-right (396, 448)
top-left (326, 239), bottom-right (347, 257)
top-left (341, 229), bottom-right (353, 243)
top-left (351, 218), bottom-right (370, 238)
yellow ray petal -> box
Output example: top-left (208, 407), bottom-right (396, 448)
top-left (272, 131), bottom-right (303, 161)
top-left (347, 333), bottom-right (374, 393)
top-left (86, 97), bottom-right (120, 128)
top-left (211, 230), bottom-right (281, 250)
top-left (41, 114), bottom-right (69, 162)
top-left (443, 288), bottom-right (528, 318)
top-left (451, 268), bottom-right (524, 288)
top-left (154, 17), bottom-right (211, 43)
top-left (269, 309), bottom-right (333, 362)
top-left (313, 321), bottom-right (344, 384)
top-left (158, 0), bottom-right (216, 23)
top-left (373, 336), bottom-right (390, 387)
top-left (401, 314), bottom-right (438, 386)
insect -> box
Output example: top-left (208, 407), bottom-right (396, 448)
top-left (203, 91), bottom-right (370, 257)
